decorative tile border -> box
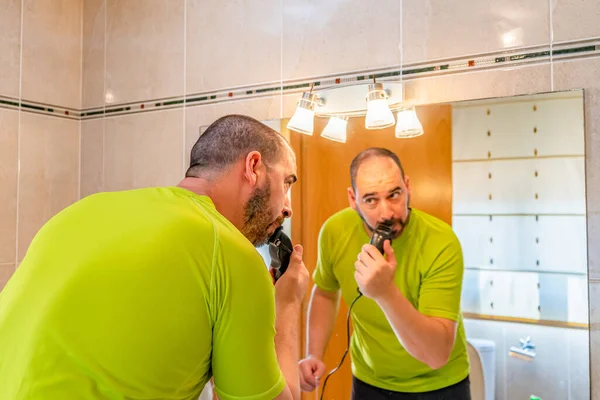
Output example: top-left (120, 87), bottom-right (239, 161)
top-left (1, 38), bottom-right (599, 121)
top-left (0, 96), bottom-right (81, 120)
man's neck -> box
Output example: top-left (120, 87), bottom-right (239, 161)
top-left (177, 176), bottom-right (245, 231)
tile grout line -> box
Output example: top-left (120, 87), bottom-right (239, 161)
top-left (14, 0), bottom-right (24, 270)
top-left (102, 0), bottom-right (107, 192)
top-left (549, 0), bottom-right (554, 91)
top-left (78, 0), bottom-right (84, 200)
top-left (182, 0), bottom-right (187, 177)
top-left (279, 0), bottom-right (283, 121)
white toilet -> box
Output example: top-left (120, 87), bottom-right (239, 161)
top-left (466, 338), bottom-right (496, 400)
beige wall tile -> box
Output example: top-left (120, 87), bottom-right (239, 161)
top-left (403, 0), bottom-right (550, 65)
top-left (186, 0), bottom-right (281, 93)
top-left (105, 0), bottom-right (184, 105)
top-left (185, 97), bottom-right (282, 169)
top-left (81, 119), bottom-right (104, 198)
top-left (404, 64), bottom-right (552, 106)
top-left (552, 0), bottom-right (600, 43)
top-left (104, 109), bottom-right (183, 191)
top-left (0, 0), bottom-right (21, 98)
top-left (0, 109), bottom-right (18, 264)
top-left (103, 116), bottom-right (134, 192)
top-left (82, 0), bottom-right (106, 109)
top-left (0, 263), bottom-right (15, 291)
top-left (21, 0), bottom-right (82, 109)
top-left (589, 281), bottom-right (600, 399)
top-left (282, 0), bottom-right (401, 80)
top-left (18, 112), bottom-right (79, 261)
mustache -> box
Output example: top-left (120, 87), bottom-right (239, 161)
top-left (377, 217), bottom-right (406, 229)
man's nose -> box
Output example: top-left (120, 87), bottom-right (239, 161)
top-left (379, 200), bottom-right (394, 220)
top-left (282, 194), bottom-right (293, 218)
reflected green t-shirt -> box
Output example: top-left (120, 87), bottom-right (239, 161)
top-left (0, 186), bottom-right (284, 400)
top-left (313, 208), bottom-right (469, 393)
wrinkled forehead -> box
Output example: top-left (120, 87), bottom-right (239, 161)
top-left (355, 157), bottom-right (404, 193)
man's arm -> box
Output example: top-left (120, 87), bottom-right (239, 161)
top-left (354, 240), bottom-right (461, 369)
top-left (375, 286), bottom-right (457, 369)
top-left (211, 244), bottom-right (308, 400)
top-left (298, 285), bottom-right (340, 392)
top-left (273, 301), bottom-right (302, 400)
top-left (306, 286), bottom-right (340, 359)
top-left (273, 245), bottom-right (310, 400)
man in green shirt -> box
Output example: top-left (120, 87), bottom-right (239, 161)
top-left (299, 148), bottom-right (470, 399)
top-left (0, 115), bottom-right (308, 400)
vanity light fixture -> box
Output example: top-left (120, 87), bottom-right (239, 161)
top-left (287, 77), bottom-right (423, 142)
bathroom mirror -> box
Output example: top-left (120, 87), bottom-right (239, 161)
top-left (273, 89), bottom-right (587, 400)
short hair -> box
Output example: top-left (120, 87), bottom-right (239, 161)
top-left (186, 115), bottom-right (287, 178)
top-left (350, 147), bottom-right (405, 190)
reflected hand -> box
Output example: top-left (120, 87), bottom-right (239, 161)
top-left (354, 240), bottom-right (397, 301)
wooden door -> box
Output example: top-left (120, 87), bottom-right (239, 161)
top-left (284, 104), bottom-right (452, 400)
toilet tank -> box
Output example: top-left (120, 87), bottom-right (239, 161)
top-left (467, 338), bottom-right (496, 400)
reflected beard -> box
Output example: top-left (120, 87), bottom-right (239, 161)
top-left (357, 193), bottom-right (411, 239)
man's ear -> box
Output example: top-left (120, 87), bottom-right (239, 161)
top-left (404, 175), bottom-right (411, 196)
top-left (244, 151), bottom-right (262, 187)
top-left (347, 187), bottom-right (358, 211)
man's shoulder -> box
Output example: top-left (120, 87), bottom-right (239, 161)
top-left (410, 209), bottom-right (460, 250)
top-left (321, 207), bottom-right (360, 233)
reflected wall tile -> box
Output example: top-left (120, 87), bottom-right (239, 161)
top-left (0, 264), bottom-right (15, 291)
top-left (81, 119), bottom-right (104, 198)
top-left (505, 323), bottom-right (569, 400)
top-left (403, 0), bottom-right (550, 65)
top-left (106, 0), bottom-right (184, 105)
top-left (105, 109), bottom-right (183, 191)
top-left (0, 109), bottom-right (18, 264)
top-left (282, 0), bottom-right (400, 80)
top-left (0, 0), bottom-right (21, 98)
top-left (21, 0), bottom-right (82, 109)
top-left (553, 58), bottom-right (600, 279)
top-left (554, 59), bottom-right (600, 213)
top-left (185, 96), bottom-right (282, 168)
top-left (552, 0), bottom-right (600, 43)
top-left (186, 0), bottom-right (281, 93)
top-left (83, 0), bottom-right (106, 109)
top-left (404, 64), bottom-right (551, 106)
top-left (18, 112), bottom-right (79, 261)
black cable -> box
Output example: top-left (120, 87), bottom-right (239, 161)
top-left (319, 290), bottom-right (362, 400)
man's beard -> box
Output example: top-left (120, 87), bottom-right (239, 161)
top-left (240, 177), bottom-right (283, 247)
top-left (357, 193), bottom-right (411, 239)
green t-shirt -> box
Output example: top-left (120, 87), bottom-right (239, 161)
top-left (0, 186), bottom-right (284, 400)
top-left (313, 207), bottom-right (469, 393)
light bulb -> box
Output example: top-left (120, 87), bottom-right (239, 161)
top-left (321, 115), bottom-right (348, 143)
top-left (287, 92), bottom-right (318, 135)
top-left (365, 82), bottom-right (395, 129)
top-left (395, 107), bottom-right (424, 138)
